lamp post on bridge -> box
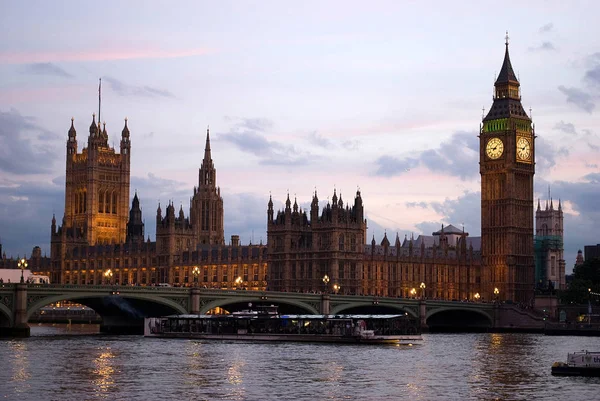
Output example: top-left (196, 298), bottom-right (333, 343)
top-left (18, 258), bottom-right (28, 283)
top-left (420, 282), bottom-right (426, 300)
top-left (494, 287), bottom-right (500, 303)
top-left (322, 274), bottom-right (330, 293)
top-left (104, 269), bottom-right (113, 285)
top-left (192, 266), bottom-right (200, 287)
top-left (333, 283), bottom-right (340, 294)
top-left (410, 288), bottom-right (417, 299)
top-left (474, 292), bottom-right (481, 302)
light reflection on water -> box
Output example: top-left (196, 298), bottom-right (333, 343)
top-left (0, 325), bottom-right (599, 401)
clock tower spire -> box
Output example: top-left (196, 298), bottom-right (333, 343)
top-left (480, 34), bottom-right (535, 303)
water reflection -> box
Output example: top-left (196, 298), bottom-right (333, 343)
top-left (93, 347), bottom-right (116, 396)
top-left (2, 330), bottom-right (600, 401)
top-left (9, 341), bottom-right (31, 394)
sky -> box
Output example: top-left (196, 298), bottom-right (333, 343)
top-left (0, 1), bottom-right (598, 272)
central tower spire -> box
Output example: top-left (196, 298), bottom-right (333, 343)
top-left (191, 126), bottom-right (224, 245)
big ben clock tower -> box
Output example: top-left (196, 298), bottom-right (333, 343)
top-left (480, 34), bottom-right (535, 303)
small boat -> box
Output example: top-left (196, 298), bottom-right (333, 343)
top-left (551, 351), bottom-right (600, 376)
top-left (144, 306), bottom-right (422, 345)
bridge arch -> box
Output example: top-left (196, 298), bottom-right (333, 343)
top-left (331, 302), bottom-right (418, 318)
top-left (0, 303), bottom-right (13, 327)
top-left (200, 297), bottom-right (319, 315)
top-left (426, 306), bottom-right (493, 331)
top-left (25, 292), bottom-right (187, 321)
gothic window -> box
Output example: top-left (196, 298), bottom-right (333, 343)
top-left (339, 235), bottom-right (345, 251)
top-left (253, 265), bottom-right (259, 281)
top-left (551, 256), bottom-right (556, 276)
top-left (104, 191), bottom-right (110, 214)
top-left (98, 190), bottom-right (104, 213)
top-left (83, 190), bottom-right (87, 212)
top-left (112, 192), bottom-right (117, 214)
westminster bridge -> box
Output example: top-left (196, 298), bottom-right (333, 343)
top-left (0, 283), bottom-right (545, 336)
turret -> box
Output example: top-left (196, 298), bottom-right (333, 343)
top-left (120, 118), bottom-right (131, 156)
top-left (310, 190), bottom-right (319, 222)
top-left (156, 202), bottom-right (162, 224)
top-left (267, 194), bottom-right (274, 222)
top-left (51, 214), bottom-right (57, 235)
top-left (354, 189), bottom-right (364, 222)
top-left (127, 191), bottom-right (144, 243)
top-left (67, 117), bottom-right (77, 155)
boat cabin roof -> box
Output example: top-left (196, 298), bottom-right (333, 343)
top-left (159, 314), bottom-right (409, 320)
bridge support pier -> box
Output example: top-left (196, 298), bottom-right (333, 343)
top-left (190, 287), bottom-right (201, 314)
top-left (7, 283), bottom-right (30, 337)
top-left (419, 300), bottom-right (428, 333)
top-left (321, 294), bottom-right (330, 315)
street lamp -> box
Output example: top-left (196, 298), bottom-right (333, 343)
top-left (104, 269), bottom-right (113, 285)
top-left (410, 288), bottom-right (417, 298)
top-left (235, 276), bottom-right (243, 289)
top-left (18, 258), bottom-right (28, 283)
top-left (322, 274), bottom-right (330, 293)
top-left (192, 266), bottom-right (200, 287)
top-left (474, 292), bottom-right (481, 302)
top-left (420, 282), bottom-right (426, 300)
top-left (494, 287), bottom-right (499, 302)
top-left (333, 283), bottom-right (340, 294)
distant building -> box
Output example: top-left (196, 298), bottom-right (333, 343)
top-left (584, 244), bottom-right (600, 261)
top-left (534, 199), bottom-right (566, 290)
top-left (575, 249), bottom-right (584, 267)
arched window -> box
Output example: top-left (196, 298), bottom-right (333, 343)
top-left (112, 191), bottom-right (118, 214)
top-left (339, 234), bottom-right (345, 251)
top-left (99, 190), bottom-right (105, 213)
top-left (104, 191), bottom-right (110, 214)
top-left (83, 190), bottom-right (87, 212)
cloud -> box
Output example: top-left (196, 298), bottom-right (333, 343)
top-left (553, 121), bottom-right (577, 135)
top-left (557, 85), bottom-right (595, 113)
top-left (374, 131), bottom-right (478, 179)
top-left (584, 59), bottom-right (600, 88)
top-left (307, 131), bottom-right (333, 148)
top-left (0, 108), bottom-right (59, 175)
top-left (405, 201), bottom-right (428, 209)
top-left (221, 117), bottom-right (317, 166)
top-left (0, 178), bottom-right (64, 257)
top-left (535, 136), bottom-right (569, 172)
top-left (528, 42), bottom-right (556, 52)
top-left (223, 192), bottom-right (267, 245)
top-left (20, 62), bottom-right (73, 78)
top-left (103, 76), bottom-right (175, 98)
top-left (539, 23), bottom-right (554, 33)
top-left (0, 46), bottom-right (212, 64)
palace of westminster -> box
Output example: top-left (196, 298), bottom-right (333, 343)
top-left (4, 40), bottom-right (568, 303)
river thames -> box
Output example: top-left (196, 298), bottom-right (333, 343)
top-left (1, 324), bottom-right (599, 401)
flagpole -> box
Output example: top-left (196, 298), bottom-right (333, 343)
top-left (98, 78), bottom-right (102, 124)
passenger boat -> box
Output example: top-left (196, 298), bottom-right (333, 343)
top-left (144, 306), bottom-right (422, 345)
top-left (551, 351), bottom-right (600, 376)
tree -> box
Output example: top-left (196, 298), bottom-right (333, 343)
top-left (559, 258), bottom-right (600, 304)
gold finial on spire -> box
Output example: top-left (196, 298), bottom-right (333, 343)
top-left (71, 117), bottom-right (74, 122)
top-left (505, 30), bottom-right (509, 46)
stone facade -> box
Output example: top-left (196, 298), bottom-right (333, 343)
top-left (50, 124), bottom-right (267, 290)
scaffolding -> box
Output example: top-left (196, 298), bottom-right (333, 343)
top-left (534, 235), bottom-right (563, 289)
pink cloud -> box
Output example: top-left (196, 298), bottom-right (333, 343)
top-left (0, 47), bottom-right (214, 64)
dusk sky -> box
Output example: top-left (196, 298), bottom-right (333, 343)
top-left (0, 1), bottom-right (598, 272)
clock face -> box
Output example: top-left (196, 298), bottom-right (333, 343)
top-left (486, 137), bottom-right (504, 159)
top-left (516, 136), bottom-right (531, 161)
